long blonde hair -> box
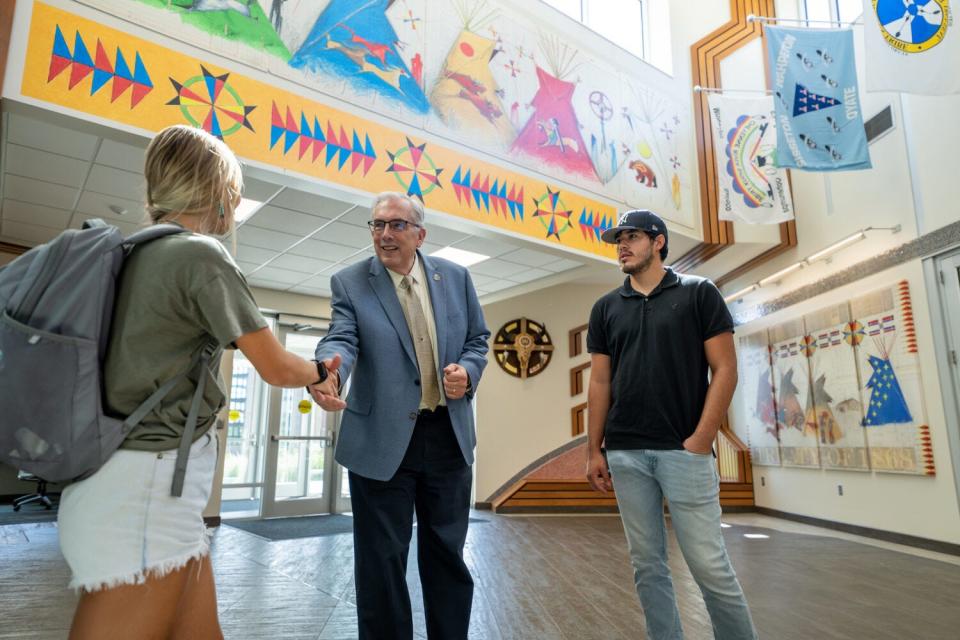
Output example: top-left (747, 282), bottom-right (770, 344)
top-left (144, 125), bottom-right (243, 235)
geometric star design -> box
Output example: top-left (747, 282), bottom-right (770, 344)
top-left (385, 137), bottom-right (443, 202)
top-left (532, 186), bottom-right (573, 240)
top-left (167, 65), bottom-right (255, 139)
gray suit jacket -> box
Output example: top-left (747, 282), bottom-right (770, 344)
top-left (315, 252), bottom-right (490, 481)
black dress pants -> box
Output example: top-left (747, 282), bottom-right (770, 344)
top-left (348, 407), bottom-right (474, 640)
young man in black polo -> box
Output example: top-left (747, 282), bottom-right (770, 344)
top-left (585, 210), bottom-right (757, 640)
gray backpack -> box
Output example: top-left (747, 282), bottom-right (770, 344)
top-left (0, 219), bottom-right (215, 496)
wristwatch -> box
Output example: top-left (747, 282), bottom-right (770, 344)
top-left (311, 359), bottom-right (328, 385)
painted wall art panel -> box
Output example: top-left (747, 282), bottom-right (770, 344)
top-left (804, 304), bottom-right (870, 471)
top-left (849, 282), bottom-right (935, 475)
top-left (769, 319), bottom-right (820, 468)
top-left (731, 280), bottom-right (937, 477)
top-left (59, 0), bottom-right (695, 231)
top-left (738, 331), bottom-right (781, 466)
top-left (20, 2), bottom-right (624, 260)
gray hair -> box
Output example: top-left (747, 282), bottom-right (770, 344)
top-left (371, 192), bottom-right (425, 225)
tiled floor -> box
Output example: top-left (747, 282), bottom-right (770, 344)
top-left (2, 512), bottom-right (959, 639)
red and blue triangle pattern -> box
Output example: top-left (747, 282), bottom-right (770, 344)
top-left (48, 25), bottom-right (153, 108)
top-left (578, 209), bottom-right (614, 244)
top-left (270, 102), bottom-right (376, 176)
top-left (451, 166), bottom-right (524, 221)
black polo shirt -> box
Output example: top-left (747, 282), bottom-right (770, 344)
top-left (587, 268), bottom-right (733, 450)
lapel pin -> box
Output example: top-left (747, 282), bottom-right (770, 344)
top-left (433, 273), bottom-right (441, 281)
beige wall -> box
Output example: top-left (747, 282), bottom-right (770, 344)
top-left (250, 286), bottom-right (331, 320)
top-left (728, 260), bottom-right (960, 543)
top-left (475, 281), bottom-right (617, 501)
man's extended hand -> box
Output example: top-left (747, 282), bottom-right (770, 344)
top-left (586, 451), bottom-right (612, 494)
top-left (442, 363), bottom-right (470, 400)
top-left (308, 355), bottom-right (346, 411)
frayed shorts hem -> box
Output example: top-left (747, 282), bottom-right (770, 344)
top-left (68, 535), bottom-right (211, 593)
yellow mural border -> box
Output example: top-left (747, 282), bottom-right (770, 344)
top-left (20, 2), bottom-right (619, 261)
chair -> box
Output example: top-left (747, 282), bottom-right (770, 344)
top-left (12, 471), bottom-right (54, 511)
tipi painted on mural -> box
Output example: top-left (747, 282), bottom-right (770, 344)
top-left (862, 355), bottom-right (913, 425)
top-left (430, 1), bottom-right (514, 147)
top-left (511, 38), bottom-right (598, 182)
top-left (288, 0), bottom-right (430, 113)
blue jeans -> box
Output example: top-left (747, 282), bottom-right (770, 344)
top-left (607, 449), bottom-right (758, 640)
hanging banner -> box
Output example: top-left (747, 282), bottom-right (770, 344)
top-left (707, 94), bottom-right (794, 224)
top-left (766, 26), bottom-right (871, 171)
top-left (863, 0), bottom-right (959, 95)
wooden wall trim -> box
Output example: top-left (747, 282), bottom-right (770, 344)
top-left (0, 241), bottom-right (29, 256)
top-left (568, 323), bottom-right (588, 357)
top-left (0, 0), bottom-right (14, 96)
top-left (680, 0), bottom-right (799, 276)
top-left (569, 362), bottom-right (590, 397)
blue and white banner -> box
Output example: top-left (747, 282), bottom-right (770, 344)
top-left (863, 0), bottom-right (960, 94)
top-left (707, 94), bottom-right (794, 224)
top-left (766, 26), bottom-right (871, 171)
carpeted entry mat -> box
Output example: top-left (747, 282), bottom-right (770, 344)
top-left (224, 515), bottom-right (490, 541)
top-left (225, 514), bottom-right (355, 540)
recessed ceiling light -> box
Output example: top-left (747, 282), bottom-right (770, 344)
top-left (235, 198), bottom-right (263, 223)
top-left (743, 533), bottom-right (769, 539)
top-left (429, 246), bottom-right (490, 267)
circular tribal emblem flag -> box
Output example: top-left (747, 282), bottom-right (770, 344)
top-left (725, 114), bottom-right (779, 209)
top-left (167, 65), bottom-right (255, 139)
top-left (873, 0), bottom-right (950, 53)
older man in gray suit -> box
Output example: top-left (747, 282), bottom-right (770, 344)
top-left (310, 192), bottom-right (490, 640)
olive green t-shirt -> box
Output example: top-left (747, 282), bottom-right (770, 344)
top-left (104, 231), bottom-right (267, 451)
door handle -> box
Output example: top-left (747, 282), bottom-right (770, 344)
top-left (270, 435), bottom-right (333, 443)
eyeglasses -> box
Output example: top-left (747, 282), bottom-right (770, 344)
top-left (367, 219), bottom-right (421, 233)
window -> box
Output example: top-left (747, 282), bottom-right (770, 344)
top-left (542, 0), bottom-right (582, 21)
top-left (801, 0), bottom-right (863, 26)
top-left (541, 0), bottom-right (648, 60)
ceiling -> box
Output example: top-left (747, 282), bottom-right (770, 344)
top-left (0, 105), bottom-right (700, 300)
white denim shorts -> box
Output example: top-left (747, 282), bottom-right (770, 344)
top-left (58, 432), bottom-right (218, 592)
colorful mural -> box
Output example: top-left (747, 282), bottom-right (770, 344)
top-left (804, 304), bottom-right (869, 471)
top-left (19, 2), bottom-right (618, 259)
top-left (430, 3), bottom-right (514, 147)
top-left (48, 25), bottom-right (153, 107)
top-left (851, 282), bottom-right (934, 475)
top-left (738, 331), bottom-right (780, 466)
top-left (288, 0), bottom-right (430, 114)
top-left (770, 319), bottom-right (820, 468)
top-left (76, 0), bottom-right (696, 229)
top-left (733, 281), bottom-right (935, 477)
top-left (133, 0), bottom-right (290, 59)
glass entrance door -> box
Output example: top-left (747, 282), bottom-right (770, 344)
top-left (261, 327), bottom-right (350, 517)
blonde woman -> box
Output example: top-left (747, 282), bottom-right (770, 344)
top-left (57, 125), bottom-right (343, 639)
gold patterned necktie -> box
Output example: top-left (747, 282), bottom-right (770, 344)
top-left (398, 275), bottom-right (441, 410)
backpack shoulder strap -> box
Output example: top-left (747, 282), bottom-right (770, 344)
top-left (170, 340), bottom-right (219, 497)
top-left (122, 339), bottom-right (220, 497)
